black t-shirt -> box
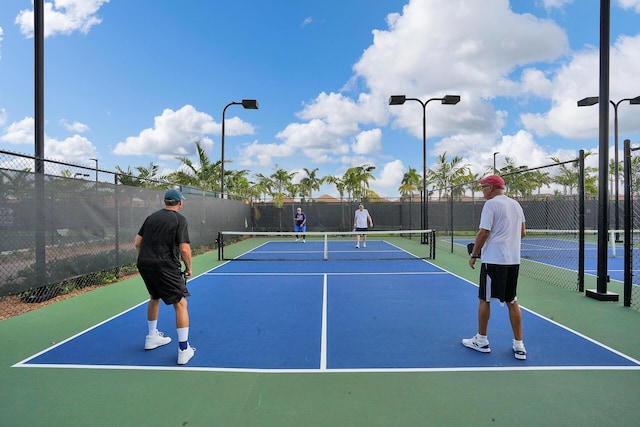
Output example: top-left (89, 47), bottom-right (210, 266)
top-left (137, 209), bottom-right (190, 269)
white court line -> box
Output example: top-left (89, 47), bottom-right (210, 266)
top-left (204, 271), bottom-right (450, 276)
top-left (320, 274), bottom-right (328, 370)
top-left (15, 364), bottom-right (640, 373)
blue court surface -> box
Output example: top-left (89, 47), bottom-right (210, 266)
top-left (15, 240), bottom-right (640, 372)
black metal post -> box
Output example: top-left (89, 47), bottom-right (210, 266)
top-left (578, 150), bottom-right (585, 292)
top-left (611, 100), bottom-right (620, 240)
top-left (34, 0), bottom-right (46, 287)
top-left (421, 103), bottom-right (427, 243)
top-left (587, 0), bottom-right (618, 301)
top-left (623, 139), bottom-right (632, 307)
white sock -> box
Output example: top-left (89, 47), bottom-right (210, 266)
top-left (148, 320), bottom-right (158, 335)
top-left (513, 339), bottom-right (524, 347)
top-left (177, 327), bottom-right (189, 343)
top-left (477, 334), bottom-right (488, 341)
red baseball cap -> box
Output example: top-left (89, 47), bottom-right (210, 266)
top-left (478, 175), bottom-right (505, 189)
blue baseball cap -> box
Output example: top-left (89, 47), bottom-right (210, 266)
top-left (164, 189), bottom-right (186, 202)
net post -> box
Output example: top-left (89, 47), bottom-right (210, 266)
top-left (323, 233), bottom-right (328, 260)
top-left (610, 230), bottom-right (617, 258)
top-left (432, 230), bottom-right (437, 259)
top-left (216, 232), bottom-right (223, 261)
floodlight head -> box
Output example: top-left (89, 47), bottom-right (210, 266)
top-left (389, 95), bottom-right (407, 105)
top-left (630, 96), bottom-right (640, 105)
top-left (442, 95), bottom-right (461, 105)
top-left (363, 165), bottom-right (376, 172)
top-left (241, 99), bottom-right (259, 109)
top-left (577, 96), bottom-right (599, 107)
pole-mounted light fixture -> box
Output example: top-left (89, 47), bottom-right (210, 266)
top-left (578, 94), bottom-right (640, 239)
top-left (221, 99), bottom-right (259, 198)
top-left (388, 93), bottom-right (460, 241)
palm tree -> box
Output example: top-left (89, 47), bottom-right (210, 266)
top-left (343, 166), bottom-right (376, 202)
top-left (270, 166), bottom-right (297, 206)
top-left (226, 169), bottom-right (251, 199)
top-left (428, 152), bottom-right (470, 200)
top-left (551, 154), bottom-right (596, 196)
top-left (270, 166), bottom-right (297, 230)
top-left (323, 175), bottom-right (348, 228)
top-left (225, 169), bottom-right (251, 197)
top-left (115, 162), bottom-right (165, 188)
top-left (398, 167), bottom-right (421, 200)
top-left (169, 140), bottom-right (218, 191)
top-left (299, 167), bottom-right (323, 202)
top-left (254, 173), bottom-right (273, 202)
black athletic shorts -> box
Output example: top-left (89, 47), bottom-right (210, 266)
top-left (479, 263), bottom-right (520, 303)
top-left (138, 266), bottom-right (190, 305)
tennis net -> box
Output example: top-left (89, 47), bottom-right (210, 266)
top-left (216, 229), bottom-right (436, 261)
top-left (522, 229), bottom-right (633, 259)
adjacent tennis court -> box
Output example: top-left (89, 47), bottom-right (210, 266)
top-left (452, 229), bottom-right (628, 282)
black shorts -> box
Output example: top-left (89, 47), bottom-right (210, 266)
top-left (138, 266), bottom-right (190, 305)
top-left (479, 263), bottom-right (520, 303)
top-left (355, 227), bottom-right (368, 233)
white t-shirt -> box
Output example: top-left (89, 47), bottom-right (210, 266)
top-left (354, 209), bottom-right (370, 228)
top-left (478, 194), bottom-right (525, 265)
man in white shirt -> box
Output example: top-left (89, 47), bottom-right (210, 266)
top-left (463, 175), bottom-right (527, 360)
top-left (353, 204), bottom-right (373, 248)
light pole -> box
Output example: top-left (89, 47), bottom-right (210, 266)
top-left (221, 99), bottom-right (259, 198)
top-left (493, 152), bottom-right (499, 174)
top-left (89, 157), bottom-right (98, 183)
top-left (389, 94), bottom-right (460, 242)
top-left (578, 95), bottom-right (640, 237)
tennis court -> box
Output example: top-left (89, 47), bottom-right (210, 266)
top-left (3, 236), bottom-right (640, 426)
top-left (452, 230), bottom-right (628, 282)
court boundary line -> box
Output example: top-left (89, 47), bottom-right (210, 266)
top-left (203, 271), bottom-right (451, 276)
top-left (14, 364), bottom-right (640, 373)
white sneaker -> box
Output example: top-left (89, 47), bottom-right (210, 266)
top-left (363, 242), bottom-right (366, 248)
top-left (461, 334), bottom-right (491, 353)
top-left (295, 238), bottom-right (299, 242)
top-left (144, 331), bottom-right (171, 350)
top-left (513, 340), bottom-right (527, 360)
top-left (356, 243), bottom-right (359, 248)
top-left (177, 345), bottom-right (196, 365)
top-left (303, 239), bottom-right (306, 243)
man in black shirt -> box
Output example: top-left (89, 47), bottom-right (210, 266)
top-left (135, 188), bottom-right (195, 365)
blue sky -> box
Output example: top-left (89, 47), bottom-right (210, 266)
top-left (1, 0), bottom-right (639, 198)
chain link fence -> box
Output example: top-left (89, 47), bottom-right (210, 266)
top-left (624, 139), bottom-right (640, 309)
top-left (0, 150), bottom-right (250, 319)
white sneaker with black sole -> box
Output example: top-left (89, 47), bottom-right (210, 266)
top-left (513, 340), bottom-right (527, 360)
top-left (461, 334), bottom-right (491, 353)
